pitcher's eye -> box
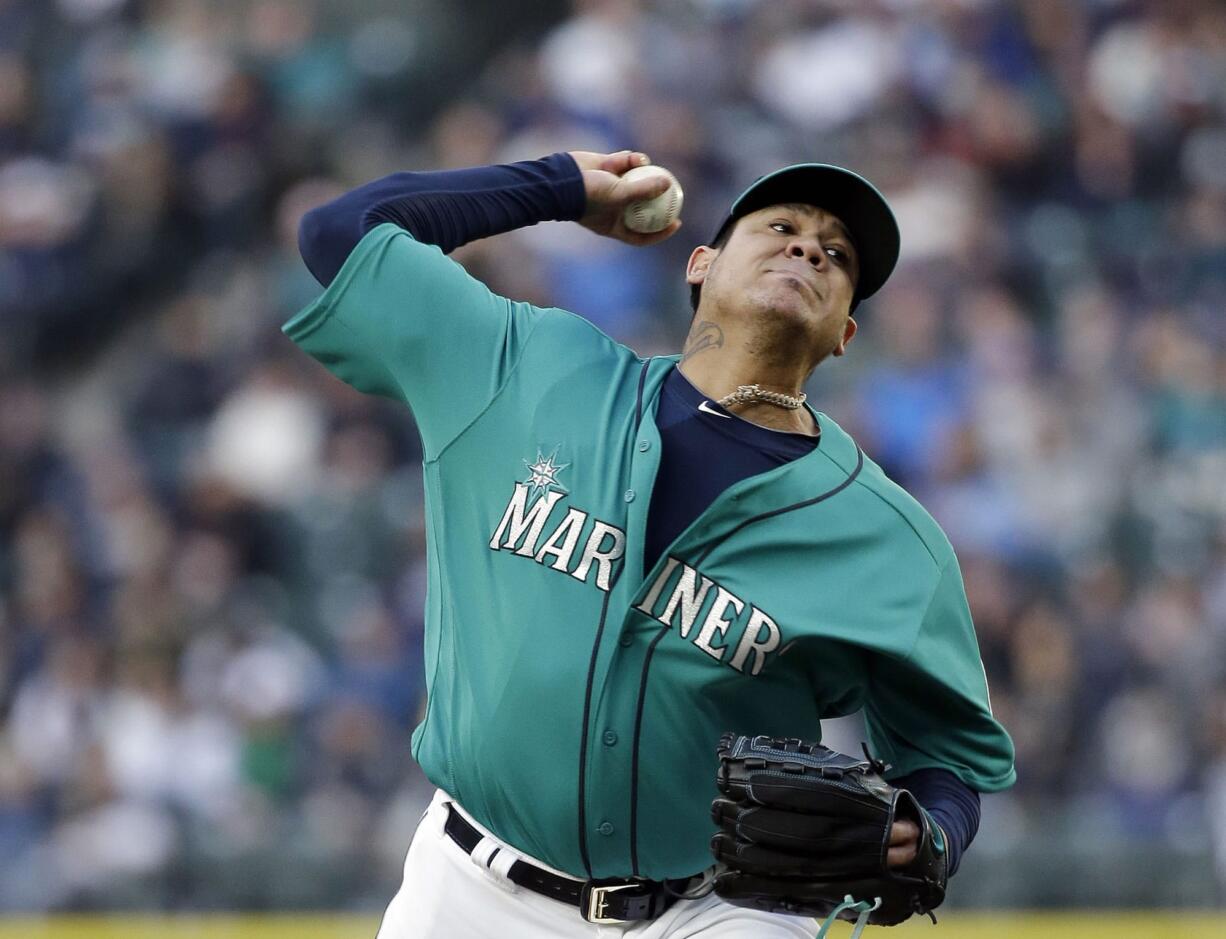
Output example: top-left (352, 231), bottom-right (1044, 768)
top-left (769, 221), bottom-right (793, 234)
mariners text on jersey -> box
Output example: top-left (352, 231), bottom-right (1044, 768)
top-left (489, 478), bottom-right (787, 677)
top-left (489, 482), bottom-right (626, 593)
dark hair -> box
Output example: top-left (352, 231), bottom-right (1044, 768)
top-left (689, 218), bottom-right (738, 316)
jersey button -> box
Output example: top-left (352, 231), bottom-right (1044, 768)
top-left (638, 440), bottom-right (650, 452)
top-left (618, 635), bottom-right (633, 647)
top-left (597, 821), bottom-right (615, 836)
top-left (603, 730), bottom-right (618, 747)
top-left (624, 489), bottom-right (636, 502)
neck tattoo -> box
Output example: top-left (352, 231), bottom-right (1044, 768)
top-left (715, 384), bottom-right (807, 411)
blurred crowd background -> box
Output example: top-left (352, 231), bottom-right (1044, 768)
top-left (2, 0), bottom-right (1225, 914)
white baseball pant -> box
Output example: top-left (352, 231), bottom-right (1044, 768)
top-left (375, 790), bottom-right (818, 938)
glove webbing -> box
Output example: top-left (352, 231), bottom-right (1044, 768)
top-left (814, 895), bottom-right (881, 939)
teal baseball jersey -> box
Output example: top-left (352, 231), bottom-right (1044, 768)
top-left (283, 223), bottom-right (1016, 881)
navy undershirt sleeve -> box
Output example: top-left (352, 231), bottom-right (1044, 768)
top-left (298, 152), bottom-right (586, 286)
top-left (890, 768), bottom-right (981, 876)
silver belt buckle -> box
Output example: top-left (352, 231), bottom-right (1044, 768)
top-left (583, 882), bottom-right (636, 924)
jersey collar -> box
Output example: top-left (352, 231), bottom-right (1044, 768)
top-left (644, 356), bottom-right (860, 476)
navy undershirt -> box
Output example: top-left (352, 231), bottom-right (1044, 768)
top-left (298, 154), bottom-right (980, 876)
top-left (646, 369), bottom-right (820, 566)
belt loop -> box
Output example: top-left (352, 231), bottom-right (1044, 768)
top-left (469, 836), bottom-right (519, 895)
top-left (489, 846), bottom-right (518, 883)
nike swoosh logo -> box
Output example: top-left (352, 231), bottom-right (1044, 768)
top-left (698, 400), bottom-right (731, 419)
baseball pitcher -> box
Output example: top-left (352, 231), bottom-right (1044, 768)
top-left (285, 150), bottom-right (1015, 937)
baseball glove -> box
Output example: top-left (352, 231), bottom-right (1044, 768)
top-left (710, 733), bottom-right (947, 933)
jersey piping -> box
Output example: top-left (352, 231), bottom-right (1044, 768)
top-left (576, 586), bottom-right (615, 877)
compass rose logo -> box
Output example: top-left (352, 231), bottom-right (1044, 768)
top-left (522, 446), bottom-right (570, 499)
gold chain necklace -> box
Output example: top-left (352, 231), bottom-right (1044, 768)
top-left (715, 384), bottom-right (807, 411)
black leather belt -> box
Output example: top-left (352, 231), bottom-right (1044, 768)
top-left (443, 803), bottom-right (693, 924)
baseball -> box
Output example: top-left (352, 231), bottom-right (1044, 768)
top-left (620, 165), bottom-right (684, 233)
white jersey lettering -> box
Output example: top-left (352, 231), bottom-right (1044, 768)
top-left (692, 586), bottom-right (743, 661)
top-left (729, 606), bottom-right (781, 675)
top-left (634, 557), bottom-right (681, 615)
top-left (657, 564), bottom-right (714, 639)
top-left (570, 521), bottom-right (625, 592)
top-left (489, 484), bottom-right (565, 555)
top-left (534, 507), bottom-right (588, 571)
top-left (639, 561), bottom-right (788, 676)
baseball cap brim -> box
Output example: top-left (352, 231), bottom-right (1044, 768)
top-left (713, 164), bottom-right (900, 305)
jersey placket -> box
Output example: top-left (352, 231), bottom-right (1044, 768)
top-left (575, 364), bottom-right (667, 877)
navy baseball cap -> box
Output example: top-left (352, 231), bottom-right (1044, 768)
top-left (712, 163), bottom-right (901, 306)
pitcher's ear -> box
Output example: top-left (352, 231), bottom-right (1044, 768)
top-left (687, 244), bottom-right (717, 286)
top-left (833, 316), bottom-right (858, 357)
